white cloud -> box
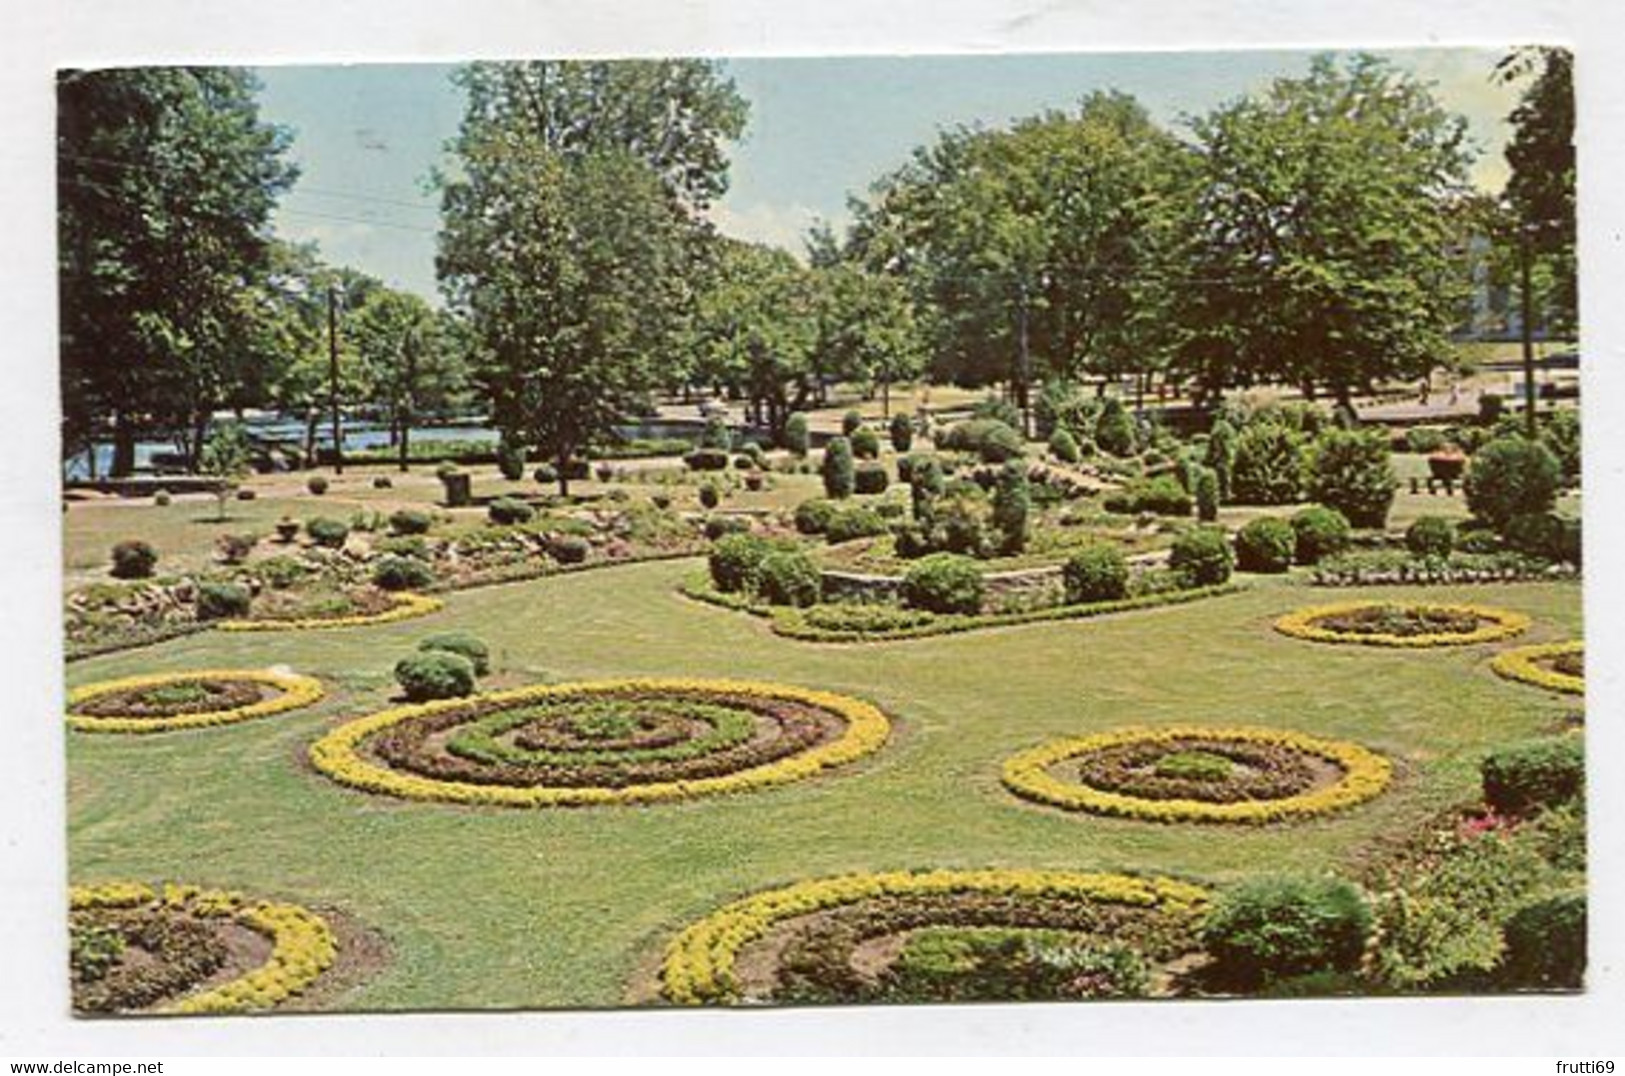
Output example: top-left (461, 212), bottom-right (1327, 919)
top-left (705, 199), bottom-right (829, 259)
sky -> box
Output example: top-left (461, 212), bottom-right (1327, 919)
top-left (253, 47), bottom-right (1523, 303)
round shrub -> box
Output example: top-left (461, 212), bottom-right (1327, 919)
top-left (703, 515), bottom-right (751, 541)
top-left (1308, 429), bottom-right (1396, 528)
top-left (841, 410), bottom-right (863, 436)
top-left (1481, 737), bottom-right (1584, 816)
top-left (683, 448), bottom-right (730, 472)
top-left (533, 463), bottom-right (559, 485)
top-left (194, 580), bottom-right (251, 620)
top-left (825, 505), bottom-right (889, 544)
top-left (1194, 466), bottom-right (1219, 522)
top-left (1404, 515), bottom-right (1456, 559)
top-left (1504, 512), bottom-right (1580, 565)
top-left (757, 549), bottom-right (822, 607)
top-left (901, 553), bottom-right (985, 615)
top-left (1105, 476), bottom-right (1191, 517)
top-left (707, 533), bottom-right (771, 594)
top-left (372, 475), bottom-right (392, 490)
top-left (306, 475), bottom-right (329, 496)
top-left (1168, 526), bottom-right (1234, 587)
top-left (1235, 517), bottom-right (1295, 573)
top-left (651, 491), bottom-right (673, 510)
top-left (822, 436), bottom-right (856, 499)
top-left (496, 440), bottom-right (526, 481)
top-left (1201, 876), bottom-right (1373, 990)
top-left (1062, 543), bottom-right (1129, 604)
top-left (372, 554), bottom-right (435, 591)
top-left (389, 508), bottom-right (433, 536)
top-left (109, 540), bottom-right (158, 580)
top-left (794, 498), bottom-right (838, 535)
top-left (990, 461), bottom-right (1031, 554)
top-left (976, 422), bottom-right (1024, 464)
top-left (1499, 893), bottom-right (1585, 989)
top-left (434, 460), bottom-right (459, 479)
top-left (854, 461), bottom-right (889, 495)
top-left (598, 462), bottom-right (618, 482)
top-left (152, 489), bottom-right (172, 507)
top-left (305, 517), bottom-right (349, 549)
top-left (851, 427), bottom-right (881, 460)
top-left (393, 651), bottom-right (476, 702)
top-left (418, 631), bottom-right (491, 676)
top-left (1094, 397), bottom-right (1137, 457)
top-left (547, 534), bottom-right (590, 565)
top-left (1479, 392), bottom-right (1505, 425)
top-left (1289, 506), bottom-right (1351, 565)
top-left (889, 412), bottom-right (913, 453)
top-left (236, 488), bottom-right (257, 501)
top-left (488, 497), bottom-right (534, 525)
top-left (693, 482), bottom-right (720, 510)
top-left (1049, 427), bottom-right (1081, 464)
top-left (1464, 436), bottom-right (1561, 532)
top-left (1230, 423), bottom-right (1308, 506)
top-left (784, 412), bottom-right (810, 457)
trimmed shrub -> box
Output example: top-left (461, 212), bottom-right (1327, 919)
top-left (236, 488), bottom-right (257, 501)
top-left (842, 410), bottom-right (863, 436)
top-left (1405, 427), bottom-right (1449, 454)
top-left (825, 505), bottom-right (889, 544)
top-left (371, 476), bottom-right (392, 490)
top-left (889, 412), bottom-right (913, 453)
top-left (822, 436), bottom-right (856, 499)
top-left (1230, 423), bottom-right (1307, 506)
top-left (598, 462), bottom-right (618, 482)
top-left (1479, 392), bottom-right (1505, 426)
top-left (941, 419), bottom-right (1024, 464)
top-left (1308, 429), bottom-right (1396, 528)
top-left (418, 631), bottom-right (490, 676)
top-left (1049, 427), bottom-right (1081, 464)
top-left (496, 440), bottom-right (526, 481)
top-left (372, 554), bottom-right (434, 591)
top-left (533, 463), bottom-right (559, 485)
top-left (1235, 517), bottom-right (1295, 573)
top-left (1205, 418), bottom-right (1237, 501)
top-left (651, 491), bottom-right (673, 510)
top-left (1465, 437), bottom-right (1561, 532)
top-left (1290, 506), bottom-right (1351, 565)
top-left (854, 461), bottom-right (890, 495)
top-left (1094, 397), bottom-right (1137, 457)
top-left (1168, 526), bottom-right (1234, 586)
top-left (851, 426), bottom-right (881, 460)
top-left (1201, 876), bottom-right (1373, 990)
top-left (547, 534), bottom-right (590, 565)
top-left (702, 515), bottom-right (750, 541)
top-left (152, 489), bottom-right (172, 507)
top-left (305, 517), bottom-right (349, 549)
top-left (389, 508), bottom-right (433, 536)
top-left (1504, 512), bottom-right (1580, 565)
top-left (757, 549), bottom-right (822, 607)
top-left (990, 461), bottom-right (1031, 554)
top-left (194, 580), bottom-right (251, 620)
top-left (794, 498), bottom-right (838, 535)
top-left (1104, 476), bottom-right (1191, 517)
top-left (707, 533), bottom-right (771, 594)
top-left (306, 475), bottom-right (329, 496)
top-left (784, 412), bottom-right (810, 456)
top-left (1062, 543), bottom-right (1129, 604)
top-left (434, 460), bottom-right (459, 480)
top-left (109, 540), bottom-right (158, 580)
top-left (394, 651), bottom-right (476, 702)
top-left (1194, 466), bottom-right (1219, 522)
top-left (1540, 410), bottom-right (1581, 484)
top-left (487, 497), bottom-right (534, 525)
top-left (1405, 515), bottom-right (1456, 559)
top-left (698, 482), bottom-right (721, 510)
top-left (683, 448), bottom-right (730, 472)
top-left (1481, 738), bottom-right (1584, 816)
top-left (901, 553), bottom-right (985, 615)
top-left (1499, 893), bottom-right (1585, 990)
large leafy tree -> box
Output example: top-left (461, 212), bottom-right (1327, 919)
top-left (1495, 47), bottom-right (1576, 336)
top-left (58, 67), bottom-right (297, 474)
top-left (814, 263), bottom-right (926, 418)
top-left (348, 288), bottom-right (468, 471)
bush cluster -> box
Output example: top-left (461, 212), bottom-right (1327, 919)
top-left (824, 504), bottom-right (889, 544)
top-left (1103, 476), bottom-right (1191, 517)
top-left (1229, 423), bottom-right (1306, 505)
top-left (1201, 876), bottom-right (1372, 991)
top-left (110, 540), bottom-right (158, 580)
top-left (488, 497), bottom-right (534, 525)
top-left (1308, 429), bottom-right (1396, 528)
top-left (1235, 517), bottom-right (1294, 573)
top-left (1465, 436), bottom-right (1561, 532)
top-left (195, 581), bottom-right (251, 620)
top-left (1062, 543), bottom-right (1129, 604)
top-left (794, 498), bottom-right (838, 535)
top-left (1168, 526), bottom-right (1234, 586)
top-left (901, 553), bottom-right (985, 615)
top-left (940, 419), bottom-right (1025, 463)
top-left (1289, 505), bottom-right (1351, 565)
top-left (393, 651), bottom-right (476, 702)
top-left (1405, 516), bottom-right (1456, 559)
top-left (1094, 398), bottom-right (1137, 457)
top-left (305, 517), bottom-right (349, 548)
top-left (850, 427), bottom-right (881, 460)
top-left (853, 461), bottom-right (889, 495)
top-left (372, 554), bottom-right (435, 591)
top-left (389, 508), bottom-right (433, 535)
top-left (1481, 738), bottom-right (1584, 816)
top-left (418, 631), bottom-right (491, 676)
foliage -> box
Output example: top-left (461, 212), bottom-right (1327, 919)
top-left (825, 505), bottom-right (890, 544)
top-left (1405, 516), bottom-right (1457, 559)
top-left (901, 553), bottom-right (985, 615)
top-left (1235, 517), bottom-right (1295, 573)
top-left (373, 554), bottom-right (435, 592)
top-left (757, 550), bottom-right (822, 607)
top-left (989, 461), bottom-right (1031, 554)
top-left (487, 497), bottom-right (535, 525)
top-left (1290, 505), bottom-right (1352, 565)
top-left (794, 498), bottom-right (838, 535)
top-left (306, 475), bottom-right (329, 496)
top-left (1103, 475), bottom-right (1191, 517)
top-left (1062, 543), bottom-right (1128, 604)
top-left (389, 508), bottom-right (433, 536)
top-left (195, 581), bottom-right (251, 620)
top-left (1200, 876), bottom-right (1372, 990)
top-left (1481, 737), bottom-right (1584, 816)
top-left (940, 419), bottom-right (1025, 464)
top-left (1308, 429), bottom-right (1396, 528)
top-left (1168, 526), bottom-right (1234, 586)
top-left (1496, 48), bottom-right (1576, 334)
top-left (1464, 436), bottom-right (1561, 531)
top-left (821, 436), bottom-right (856, 499)
top-left (1204, 418), bottom-right (1236, 501)
top-left (1503, 512), bottom-right (1580, 565)
top-left (708, 533), bottom-right (772, 594)
top-left (1094, 397), bottom-right (1137, 457)
top-left (1229, 423), bottom-right (1307, 505)
top-left (889, 412), bottom-right (914, 453)
top-left (394, 651), bottom-right (477, 702)
top-left (495, 439), bottom-right (525, 481)
top-left (1499, 892), bottom-right (1584, 989)
top-left (784, 412), bottom-right (810, 456)
top-left (698, 482), bottom-right (721, 510)
top-left (305, 516), bottom-right (349, 548)
top-left (1048, 427), bottom-right (1081, 463)
top-left (1539, 410), bottom-right (1580, 484)
top-left (418, 631), bottom-right (491, 676)
top-left (853, 461), bottom-right (889, 495)
top-left (1193, 466), bottom-right (1219, 521)
top-left (109, 540), bottom-right (158, 580)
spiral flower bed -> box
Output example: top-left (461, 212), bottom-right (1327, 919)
top-left (219, 591), bottom-right (441, 632)
top-left (70, 882), bottom-right (337, 1015)
top-left (659, 869), bottom-right (1207, 1005)
top-left (67, 669), bottom-right (325, 734)
top-left (1273, 600), bottom-right (1529, 648)
top-left (1491, 640), bottom-right (1585, 695)
top-left (1001, 726), bottom-right (1393, 824)
top-left (309, 678), bottom-right (891, 807)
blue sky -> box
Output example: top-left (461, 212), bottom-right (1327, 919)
top-left (255, 48), bottom-right (1520, 302)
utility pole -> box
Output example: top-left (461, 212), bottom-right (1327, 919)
top-left (1016, 277), bottom-right (1032, 439)
top-left (1518, 224), bottom-right (1539, 440)
top-left (328, 283), bottom-right (344, 475)
top-left (399, 326), bottom-right (416, 473)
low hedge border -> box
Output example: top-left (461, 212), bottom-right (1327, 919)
top-left (219, 592), bottom-right (442, 632)
top-left (1001, 726), bottom-right (1393, 824)
top-left (1490, 640), bottom-right (1584, 696)
top-left (659, 868), bottom-right (1208, 1005)
top-left (70, 882), bottom-right (337, 1014)
top-left (308, 678), bottom-right (891, 808)
top-left (1273, 601), bottom-right (1531, 648)
top-left (679, 575), bottom-right (1246, 643)
top-left (66, 669), bottom-right (325, 735)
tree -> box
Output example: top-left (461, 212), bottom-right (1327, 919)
top-left (349, 288), bottom-right (467, 471)
top-left (1495, 48), bottom-right (1575, 334)
top-left (814, 264), bottom-right (925, 418)
top-left (198, 420), bottom-right (253, 521)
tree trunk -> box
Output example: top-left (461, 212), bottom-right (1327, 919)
top-left (110, 410), bottom-right (136, 478)
top-left (557, 448), bottom-right (570, 498)
top-left (398, 416), bottom-right (411, 473)
top-left (303, 409), bottom-right (320, 470)
top-left (190, 410), bottom-right (210, 471)
top-left (881, 380), bottom-right (891, 419)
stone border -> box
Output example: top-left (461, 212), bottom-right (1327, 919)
top-left (67, 669), bottom-right (325, 734)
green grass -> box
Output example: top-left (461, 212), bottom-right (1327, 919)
top-left (64, 556), bottom-right (1581, 1011)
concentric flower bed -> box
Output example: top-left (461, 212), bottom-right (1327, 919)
top-left (1273, 601), bottom-right (1529, 648)
top-left (67, 669), bottom-right (325, 734)
top-left (659, 869), bottom-right (1207, 1005)
top-left (1001, 727), bottom-right (1392, 824)
top-left (69, 882), bottom-right (337, 1015)
top-left (309, 678), bottom-right (891, 807)
top-left (1491, 640), bottom-right (1585, 695)
top-left (219, 591), bottom-right (441, 632)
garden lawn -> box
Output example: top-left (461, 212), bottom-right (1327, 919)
top-left (65, 557), bottom-right (1581, 1010)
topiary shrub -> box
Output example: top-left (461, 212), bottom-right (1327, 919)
top-left (1465, 436), bottom-right (1561, 532)
top-left (822, 436), bottom-right (856, 499)
top-left (851, 426), bottom-right (881, 460)
top-left (152, 489), bottom-right (172, 507)
top-left (794, 498), bottom-right (838, 535)
top-left (1062, 543), bottom-right (1129, 604)
top-left (683, 448), bottom-right (730, 472)
top-left (1235, 517), bottom-right (1295, 573)
top-left (1205, 418), bottom-right (1237, 501)
top-left (1230, 423), bottom-right (1307, 506)
top-left (1308, 429), bottom-right (1396, 528)
top-left (389, 508), bottom-right (433, 536)
top-left (757, 549), bottom-right (822, 607)
top-left (487, 497), bottom-right (534, 525)
top-left (825, 505), bottom-right (889, 544)
top-left (306, 475), bottom-right (329, 496)
top-left (708, 533), bottom-right (771, 594)
top-left (109, 540), bottom-right (158, 580)
top-left (1499, 892), bottom-right (1585, 990)
top-left (1104, 475), bottom-right (1192, 518)
top-left (305, 517), bottom-right (349, 549)
top-left (533, 463), bottom-right (559, 486)
top-left (990, 461), bottom-right (1030, 554)
top-left (698, 482), bottom-right (721, 510)
top-left (1049, 427), bottom-right (1081, 464)
top-left (496, 440), bottom-right (526, 481)
top-left (940, 419), bottom-right (1024, 464)
top-left (418, 631), bottom-right (491, 676)
top-left (1193, 466), bottom-right (1219, 522)
top-left (394, 651), bottom-right (476, 702)
top-left (1481, 738), bottom-right (1584, 816)
top-left (1168, 526), bottom-right (1234, 586)
top-left (372, 475), bottom-right (392, 490)
top-left (547, 534), bottom-right (590, 565)
top-left (1503, 512), bottom-right (1580, 565)
top-left (784, 412), bottom-right (810, 457)
top-left (1202, 876), bottom-right (1372, 991)
top-left (236, 488), bottom-right (258, 501)
top-left (842, 410), bottom-right (863, 436)
top-left (702, 515), bottom-right (750, 542)
top-left (372, 554), bottom-right (435, 591)
top-left (901, 553), bottom-right (985, 615)
top-left (1405, 515), bottom-right (1456, 559)
top-left (889, 412), bottom-right (913, 453)
top-left (854, 461), bottom-right (890, 495)
top-left (1478, 392), bottom-right (1505, 426)
top-left (194, 580), bottom-right (251, 620)
top-left (1289, 505), bottom-right (1351, 565)
top-left (1094, 397), bottom-right (1137, 457)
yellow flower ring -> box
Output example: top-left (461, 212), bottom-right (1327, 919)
top-left (66, 668), bottom-right (326, 734)
top-left (1001, 726), bottom-right (1393, 824)
top-left (70, 882), bottom-right (337, 1015)
top-left (218, 591), bottom-right (442, 632)
top-left (308, 678), bottom-right (892, 807)
top-left (659, 868), bottom-right (1208, 1005)
top-left (1273, 600), bottom-right (1530, 648)
top-left (1491, 640), bottom-right (1585, 696)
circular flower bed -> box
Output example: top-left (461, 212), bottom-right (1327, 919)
top-left (1001, 726), bottom-right (1392, 824)
top-left (659, 869), bottom-right (1207, 1005)
top-left (1273, 600), bottom-right (1529, 647)
top-left (219, 591), bottom-right (442, 632)
top-left (67, 669), bottom-right (325, 734)
top-left (309, 678), bottom-right (891, 807)
top-left (1491, 640), bottom-right (1584, 695)
top-left (70, 882), bottom-right (336, 1014)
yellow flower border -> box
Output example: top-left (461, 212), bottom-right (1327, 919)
top-left (219, 591), bottom-right (442, 632)
top-left (1491, 640), bottom-right (1584, 695)
top-left (1001, 725), bottom-right (1393, 824)
top-left (659, 868), bottom-right (1208, 1005)
top-left (1273, 600), bottom-right (1530, 648)
top-left (66, 669), bottom-right (325, 734)
top-left (70, 882), bottom-right (337, 1015)
top-left (309, 678), bottom-right (892, 807)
